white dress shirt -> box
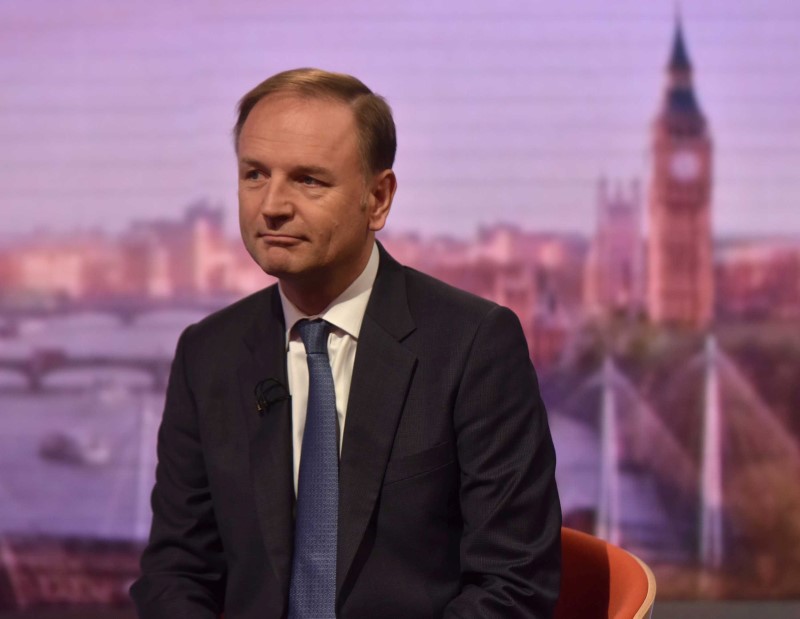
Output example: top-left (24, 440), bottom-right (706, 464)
top-left (279, 243), bottom-right (379, 495)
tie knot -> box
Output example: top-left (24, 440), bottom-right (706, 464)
top-left (297, 319), bottom-right (330, 355)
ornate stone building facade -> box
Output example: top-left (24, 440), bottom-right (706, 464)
top-left (585, 177), bottom-right (644, 319)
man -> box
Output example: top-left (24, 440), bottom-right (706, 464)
top-left (130, 68), bottom-right (561, 619)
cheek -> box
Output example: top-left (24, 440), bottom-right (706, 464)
top-left (309, 204), bottom-right (339, 236)
top-left (238, 196), bottom-right (261, 224)
top-left (238, 201), bottom-right (260, 242)
top-left (316, 222), bottom-right (338, 253)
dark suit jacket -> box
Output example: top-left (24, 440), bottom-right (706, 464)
top-left (130, 244), bottom-right (561, 619)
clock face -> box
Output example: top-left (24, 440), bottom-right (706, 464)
top-left (670, 150), bottom-right (701, 182)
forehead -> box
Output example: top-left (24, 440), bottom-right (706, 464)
top-left (238, 93), bottom-right (360, 166)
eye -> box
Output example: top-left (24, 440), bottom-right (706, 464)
top-left (244, 169), bottom-right (264, 181)
top-left (299, 175), bottom-right (322, 186)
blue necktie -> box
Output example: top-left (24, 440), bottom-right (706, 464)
top-left (288, 319), bottom-right (338, 619)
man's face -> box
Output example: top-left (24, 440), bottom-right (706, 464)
top-left (237, 93), bottom-right (382, 292)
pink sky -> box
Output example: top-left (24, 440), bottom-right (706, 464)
top-left (2, 0), bottom-right (799, 239)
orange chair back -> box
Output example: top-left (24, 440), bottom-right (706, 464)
top-left (554, 527), bottom-right (655, 619)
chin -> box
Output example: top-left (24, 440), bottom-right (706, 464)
top-left (258, 259), bottom-right (294, 278)
top-left (249, 245), bottom-right (297, 275)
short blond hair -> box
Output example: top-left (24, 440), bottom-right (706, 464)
top-left (233, 68), bottom-right (396, 175)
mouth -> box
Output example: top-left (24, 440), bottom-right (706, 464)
top-left (258, 233), bottom-right (304, 246)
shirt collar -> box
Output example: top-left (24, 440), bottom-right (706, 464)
top-left (279, 242), bottom-right (380, 348)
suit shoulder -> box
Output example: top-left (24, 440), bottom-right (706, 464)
top-left (183, 285), bottom-right (276, 345)
top-left (396, 265), bottom-right (530, 370)
top-left (401, 265), bottom-right (501, 323)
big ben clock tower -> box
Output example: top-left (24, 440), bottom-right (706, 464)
top-left (647, 18), bottom-right (713, 330)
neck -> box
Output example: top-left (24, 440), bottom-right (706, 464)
top-left (281, 283), bottom-right (343, 316)
top-left (280, 244), bottom-right (373, 315)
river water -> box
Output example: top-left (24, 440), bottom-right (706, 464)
top-left (0, 310), bottom-right (209, 542)
top-left (0, 309), bottom-right (669, 555)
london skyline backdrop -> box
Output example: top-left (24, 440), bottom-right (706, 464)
top-left (2, 0), bottom-right (800, 240)
top-left (3, 2), bottom-right (800, 607)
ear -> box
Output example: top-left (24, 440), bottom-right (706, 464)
top-left (365, 169), bottom-right (397, 232)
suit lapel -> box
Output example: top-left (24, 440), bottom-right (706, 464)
top-left (237, 287), bottom-right (295, 602)
top-left (337, 246), bottom-right (417, 596)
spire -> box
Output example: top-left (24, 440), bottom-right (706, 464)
top-left (661, 11), bottom-right (703, 118)
top-left (669, 11), bottom-right (692, 72)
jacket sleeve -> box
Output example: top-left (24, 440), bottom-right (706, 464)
top-left (129, 324), bottom-right (226, 618)
top-left (444, 305), bottom-right (562, 619)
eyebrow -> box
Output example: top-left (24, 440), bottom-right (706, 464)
top-left (238, 157), bottom-right (266, 169)
top-left (294, 165), bottom-right (333, 178)
top-left (238, 158), bottom-right (333, 179)
top-left (239, 157), bottom-right (331, 174)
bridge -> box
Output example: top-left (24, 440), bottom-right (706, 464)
top-left (0, 295), bottom-right (240, 329)
top-left (0, 351), bottom-right (172, 392)
top-left (545, 335), bottom-right (800, 573)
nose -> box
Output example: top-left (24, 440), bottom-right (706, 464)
top-left (260, 176), bottom-right (294, 225)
